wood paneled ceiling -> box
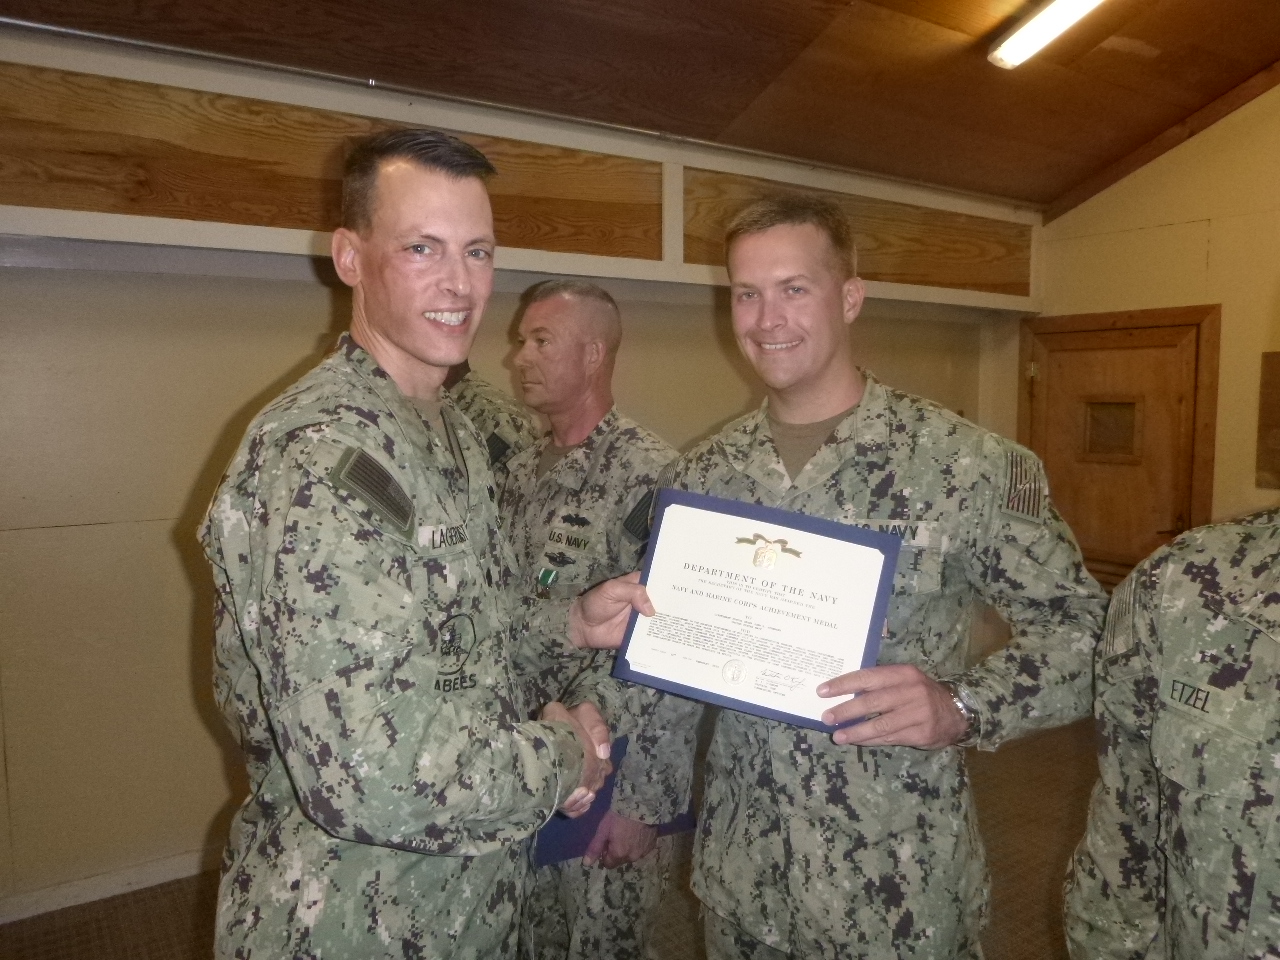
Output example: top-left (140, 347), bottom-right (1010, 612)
top-left (3, 0), bottom-right (1280, 216)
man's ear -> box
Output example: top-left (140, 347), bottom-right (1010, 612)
top-left (585, 339), bottom-right (606, 374)
top-left (841, 276), bottom-right (866, 327)
top-left (331, 228), bottom-right (362, 289)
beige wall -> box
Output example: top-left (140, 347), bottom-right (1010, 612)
top-left (0, 261), bottom-right (984, 913)
top-left (1037, 82), bottom-right (1280, 521)
top-left (0, 268), bottom-right (344, 912)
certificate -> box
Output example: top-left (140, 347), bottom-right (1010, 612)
top-left (613, 489), bottom-right (900, 731)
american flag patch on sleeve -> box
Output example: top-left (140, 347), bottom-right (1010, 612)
top-left (1101, 575), bottom-right (1137, 658)
top-left (1002, 450), bottom-right (1046, 522)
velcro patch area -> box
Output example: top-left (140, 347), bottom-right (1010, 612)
top-left (623, 491), bottom-right (654, 542)
top-left (485, 431), bottom-right (512, 467)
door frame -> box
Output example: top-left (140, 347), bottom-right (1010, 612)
top-left (1017, 304), bottom-right (1220, 530)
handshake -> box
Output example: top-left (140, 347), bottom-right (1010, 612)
top-left (534, 571), bottom-right (661, 868)
top-left (540, 700), bottom-right (612, 818)
top-left (540, 569), bottom-right (655, 818)
top-left (538, 700), bottom-right (658, 868)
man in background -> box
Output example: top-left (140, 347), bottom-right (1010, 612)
top-left (1065, 508), bottom-right (1280, 959)
top-left (502, 279), bottom-right (696, 960)
top-left (584, 194), bottom-right (1106, 958)
top-left (447, 358), bottom-right (541, 488)
top-left (200, 129), bottom-right (647, 960)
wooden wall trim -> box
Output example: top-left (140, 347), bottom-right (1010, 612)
top-left (1190, 306), bottom-right (1220, 527)
top-left (0, 24), bottom-right (1039, 228)
top-left (1024, 305), bottom-right (1219, 334)
top-left (0, 61), bottom-right (664, 260)
top-left (0, 203), bottom-right (1038, 313)
top-left (0, 26), bottom-right (1042, 311)
top-left (1044, 59), bottom-right (1280, 225)
top-left (684, 168), bottom-right (1032, 297)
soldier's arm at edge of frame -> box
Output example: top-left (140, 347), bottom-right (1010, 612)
top-left (1064, 557), bottom-right (1167, 959)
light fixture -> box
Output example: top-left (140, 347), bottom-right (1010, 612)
top-left (988, 0), bottom-right (1110, 69)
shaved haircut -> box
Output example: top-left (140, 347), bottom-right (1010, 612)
top-left (523, 279), bottom-right (623, 356)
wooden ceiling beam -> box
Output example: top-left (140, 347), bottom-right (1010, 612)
top-left (1044, 56), bottom-right (1280, 223)
top-left (4, 0), bottom-right (1280, 212)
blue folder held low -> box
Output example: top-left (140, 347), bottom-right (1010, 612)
top-left (535, 736), bottom-right (696, 867)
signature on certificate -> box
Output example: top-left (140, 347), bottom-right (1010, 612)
top-left (755, 669), bottom-right (806, 695)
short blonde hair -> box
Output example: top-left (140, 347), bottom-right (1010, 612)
top-left (725, 193), bottom-right (857, 278)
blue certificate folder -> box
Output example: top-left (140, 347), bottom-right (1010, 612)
top-left (612, 488), bottom-right (901, 733)
top-left (534, 736), bottom-right (696, 867)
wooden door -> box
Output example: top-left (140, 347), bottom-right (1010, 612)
top-left (1019, 306), bottom-right (1219, 590)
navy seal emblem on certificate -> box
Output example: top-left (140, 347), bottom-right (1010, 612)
top-left (613, 488), bottom-right (900, 732)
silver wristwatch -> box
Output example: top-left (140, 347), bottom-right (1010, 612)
top-left (939, 679), bottom-right (981, 748)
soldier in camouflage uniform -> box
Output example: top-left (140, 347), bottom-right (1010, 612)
top-left (644, 195), bottom-right (1107, 958)
top-left (1065, 508), bottom-right (1280, 959)
top-left (446, 360), bottom-right (541, 488)
top-left (199, 130), bottom-right (639, 960)
top-left (501, 280), bottom-right (695, 960)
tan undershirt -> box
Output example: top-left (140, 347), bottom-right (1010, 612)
top-left (768, 404), bottom-right (857, 481)
top-left (537, 442), bottom-right (576, 478)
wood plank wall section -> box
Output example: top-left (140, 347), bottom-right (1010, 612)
top-left (684, 168), bottom-right (1032, 296)
top-left (0, 62), bottom-right (663, 259)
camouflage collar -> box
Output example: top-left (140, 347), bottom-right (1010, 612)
top-left (717, 371), bottom-right (889, 493)
top-left (336, 332), bottom-right (396, 384)
top-left (332, 332), bottom-right (478, 529)
top-left (543, 407), bottom-right (622, 493)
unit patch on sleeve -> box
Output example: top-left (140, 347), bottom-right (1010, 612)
top-left (1002, 449), bottom-right (1046, 522)
top-left (333, 446), bottom-right (414, 536)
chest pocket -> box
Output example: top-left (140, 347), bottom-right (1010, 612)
top-left (1149, 616), bottom-right (1280, 800)
top-left (541, 518), bottom-right (605, 584)
top-left (1150, 706), bottom-right (1265, 800)
top-left (843, 514), bottom-right (944, 595)
top-left (896, 542), bottom-right (942, 595)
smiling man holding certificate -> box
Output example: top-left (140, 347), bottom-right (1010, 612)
top-left (594, 194), bottom-right (1107, 959)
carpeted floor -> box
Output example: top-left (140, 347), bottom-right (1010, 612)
top-left (0, 719), bottom-right (1097, 960)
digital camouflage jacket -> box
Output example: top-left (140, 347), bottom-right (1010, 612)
top-left (200, 336), bottom-right (585, 960)
top-left (662, 373), bottom-right (1106, 959)
top-left (449, 371), bottom-right (541, 487)
top-left (501, 408), bottom-right (696, 825)
top-left (1066, 508), bottom-right (1280, 960)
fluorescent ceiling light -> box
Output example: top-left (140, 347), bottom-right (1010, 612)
top-left (989, 0), bottom-right (1110, 69)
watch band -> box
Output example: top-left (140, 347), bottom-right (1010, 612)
top-left (940, 679), bottom-right (981, 748)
